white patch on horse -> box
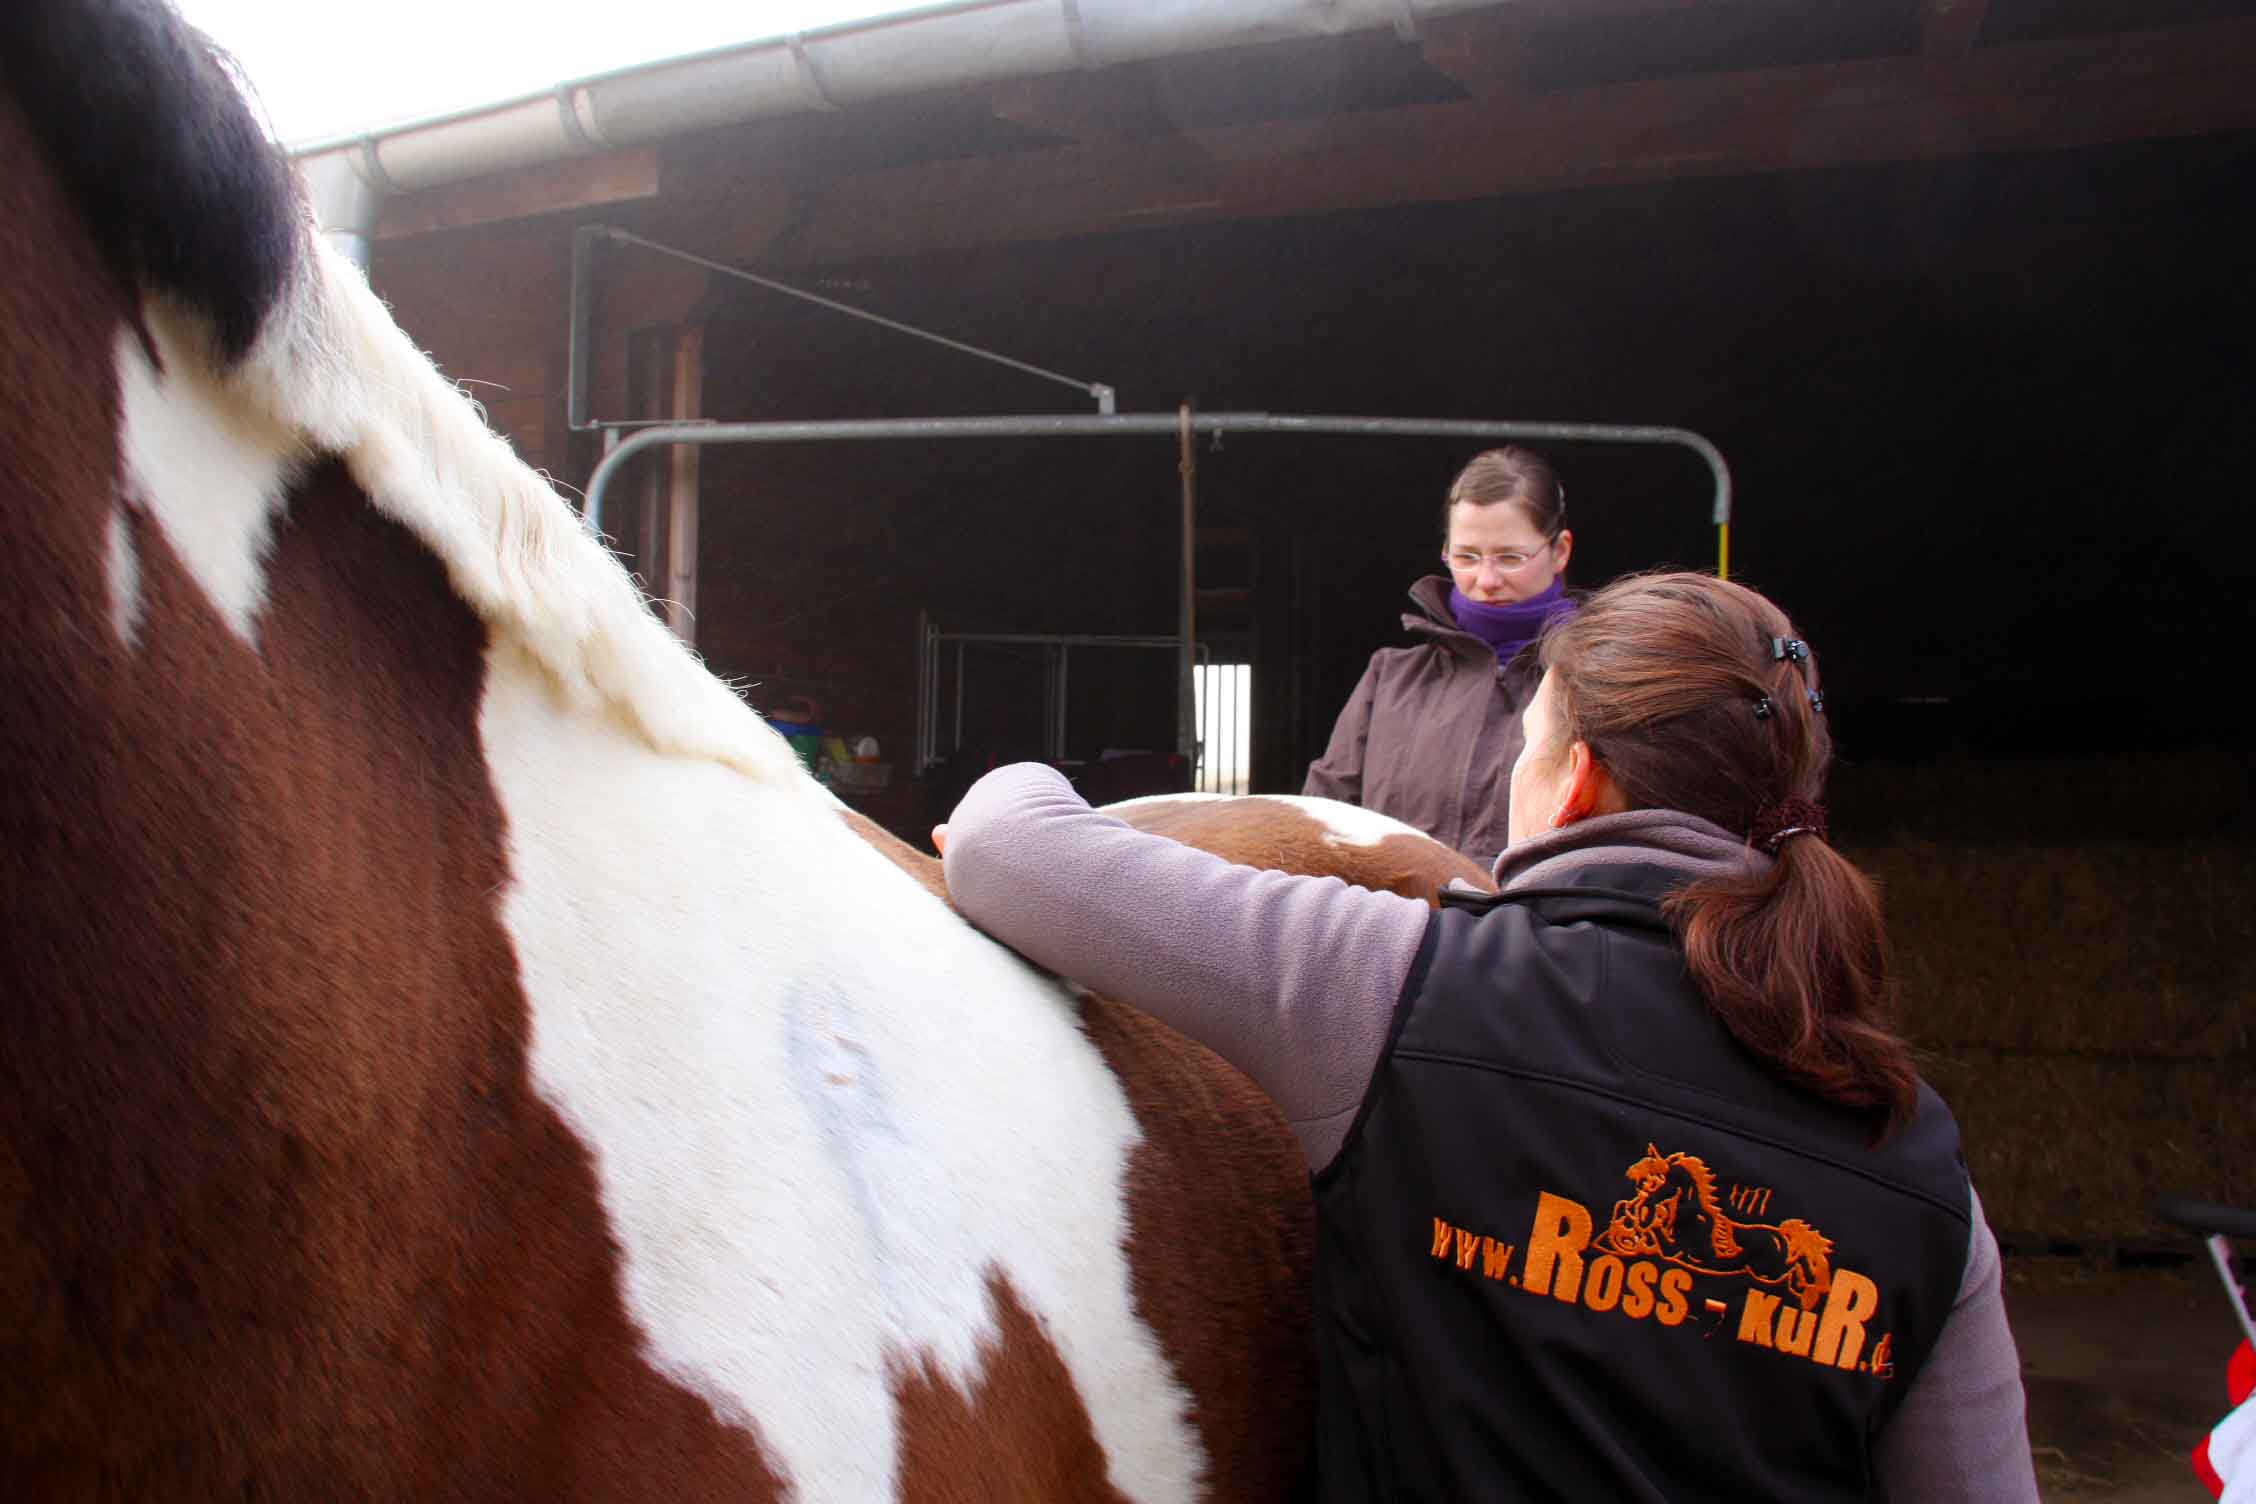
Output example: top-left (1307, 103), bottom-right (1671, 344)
top-left (114, 318), bottom-right (294, 645)
top-left (480, 646), bottom-right (1204, 1503)
top-left (1100, 793), bottom-right (1228, 816)
top-left (105, 509), bottom-right (144, 648)
top-left (1255, 795), bottom-right (1427, 850)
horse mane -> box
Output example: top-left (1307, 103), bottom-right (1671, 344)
top-left (1669, 1152), bottom-right (1721, 1212)
top-left (11, 0), bottom-right (800, 787)
top-left (0, 0), bottom-right (298, 364)
top-left (226, 239), bottom-right (804, 786)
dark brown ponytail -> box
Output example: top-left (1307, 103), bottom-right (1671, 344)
top-left (1535, 572), bottom-right (1919, 1135)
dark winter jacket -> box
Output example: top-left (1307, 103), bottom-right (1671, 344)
top-left (1303, 575), bottom-right (1539, 865)
top-left (1311, 866), bottom-right (1973, 1501)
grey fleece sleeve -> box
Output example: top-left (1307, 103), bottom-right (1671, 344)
top-left (1873, 1187), bottom-right (2039, 1501)
top-left (943, 762), bottom-right (1433, 1171)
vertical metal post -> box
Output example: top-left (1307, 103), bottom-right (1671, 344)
top-left (1052, 646), bottom-right (1071, 760)
top-left (663, 327), bottom-right (705, 644)
top-left (568, 225), bottom-right (601, 433)
top-left (952, 641), bottom-right (966, 755)
top-left (2209, 1234), bottom-right (2256, 1350)
top-left (1176, 402), bottom-right (1197, 769)
top-left (1041, 645), bottom-right (1058, 760)
top-left (914, 610), bottom-right (929, 776)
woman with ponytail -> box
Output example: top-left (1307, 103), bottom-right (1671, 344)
top-left (938, 571), bottom-right (2036, 1501)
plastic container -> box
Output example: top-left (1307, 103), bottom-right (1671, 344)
top-left (767, 697), bottom-right (824, 772)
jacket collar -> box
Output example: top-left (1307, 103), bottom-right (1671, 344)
top-left (1403, 574), bottom-right (1494, 664)
top-left (1490, 808), bottom-right (1764, 893)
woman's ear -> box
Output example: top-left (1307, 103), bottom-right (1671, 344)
top-left (1550, 528), bottom-right (1574, 574)
top-left (1552, 739), bottom-right (1626, 827)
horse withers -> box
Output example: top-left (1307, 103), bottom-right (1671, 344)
top-left (0, 2), bottom-right (1450, 1498)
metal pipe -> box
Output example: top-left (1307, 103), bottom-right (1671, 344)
top-left (572, 227), bottom-right (1116, 426)
top-left (919, 612), bottom-right (941, 775)
top-left (2208, 1234), bottom-right (2256, 1351)
top-left (925, 632), bottom-right (1184, 648)
top-left (1051, 646), bottom-right (1070, 761)
top-left (1176, 402), bottom-right (1198, 767)
top-left (568, 226), bottom-right (600, 431)
top-left (919, 629), bottom-right (1206, 775)
top-left (295, 0), bottom-right (1520, 255)
top-left (581, 412), bottom-right (1734, 545)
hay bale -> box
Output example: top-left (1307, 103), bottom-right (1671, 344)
top-left (1926, 1049), bottom-right (2249, 1246)
top-left (1829, 747), bottom-right (2252, 846)
top-left (1818, 752), bottom-right (2254, 1245)
top-left (1846, 838), bottom-right (2256, 1060)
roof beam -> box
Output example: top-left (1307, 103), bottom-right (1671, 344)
top-left (1921, 0), bottom-right (1991, 55)
top-left (375, 148), bottom-right (659, 241)
top-left (990, 68), bottom-right (1165, 145)
top-left (1420, 10), bottom-right (1533, 102)
top-left (683, 18), bottom-right (2256, 267)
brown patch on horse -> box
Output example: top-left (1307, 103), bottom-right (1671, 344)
top-left (1077, 999), bottom-right (1317, 1500)
top-left (1, 97), bottom-right (785, 1494)
top-left (890, 1273), bottom-right (1133, 1503)
top-left (1109, 795), bottom-right (1497, 905)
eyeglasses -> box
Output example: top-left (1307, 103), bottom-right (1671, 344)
top-left (1443, 535), bottom-right (1558, 575)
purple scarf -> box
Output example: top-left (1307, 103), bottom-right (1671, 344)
top-left (1449, 580), bottom-right (1576, 668)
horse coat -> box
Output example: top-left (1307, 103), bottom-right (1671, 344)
top-left (0, 4), bottom-right (1522, 1497)
top-left (1101, 795), bottom-right (1496, 907)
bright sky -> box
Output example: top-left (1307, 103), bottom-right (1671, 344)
top-left (175, 0), bottom-right (924, 148)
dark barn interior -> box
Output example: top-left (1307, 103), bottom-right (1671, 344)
top-left (364, 0), bottom-right (2255, 1285)
top-left (666, 125), bottom-right (2253, 803)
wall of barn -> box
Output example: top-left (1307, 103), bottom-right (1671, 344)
top-left (369, 126), bottom-right (2255, 1248)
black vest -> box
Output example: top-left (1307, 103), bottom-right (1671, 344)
top-left (1309, 862), bottom-right (1971, 1503)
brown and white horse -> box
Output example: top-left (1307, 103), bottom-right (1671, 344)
top-left (0, 3), bottom-right (1514, 1498)
top-left (1103, 794), bottom-right (1496, 906)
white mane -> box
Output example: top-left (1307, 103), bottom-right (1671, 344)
top-left (223, 224), bottom-right (803, 787)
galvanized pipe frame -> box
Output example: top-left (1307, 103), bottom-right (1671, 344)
top-left (569, 225), bottom-right (1118, 426)
top-left (581, 413), bottom-right (1734, 776)
top-left (913, 624), bottom-right (1214, 779)
top-left (582, 414), bottom-right (1733, 532)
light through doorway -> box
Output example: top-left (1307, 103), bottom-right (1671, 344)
top-left (1194, 661), bottom-right (1252, 795)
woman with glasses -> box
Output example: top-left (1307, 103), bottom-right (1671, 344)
top-left (935, 572), bottom-right (2037, 1502)
top-left (1303, 446), bottom-right (1575, 864)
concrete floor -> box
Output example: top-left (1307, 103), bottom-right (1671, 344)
top-left (2010, 1256), bottom-right (2240, 1501)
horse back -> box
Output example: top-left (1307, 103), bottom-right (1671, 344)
top-left (842, 811), bottom-right (1318, 1498)
top-left (1105, 794), bottom-right (1496, 904)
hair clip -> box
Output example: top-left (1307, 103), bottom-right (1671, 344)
top-left (1770, 637), bottom-right (1809, 664)
top-left (1808, 689), bottom-right (1826, 716)
top-left (1752, 695), bottom-right (1775, 721)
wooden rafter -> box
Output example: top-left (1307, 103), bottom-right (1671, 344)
top-left (376, 148), bottom-right (659, 241)
top-left (656, 18), bottom-right (2256, 268)
top-left (1920, 0), bottom-right (1991, 55)
top-left (1420, 10), bottom-right (1533, 102)
top-left (990, 68), bottom-right (1165, 145)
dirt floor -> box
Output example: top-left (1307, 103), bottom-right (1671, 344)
top-left (2011, 1255), bottom-right (2240, 1501)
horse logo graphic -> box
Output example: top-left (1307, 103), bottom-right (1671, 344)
top-left (1601, 1145), bottom-right (1835, 1310)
